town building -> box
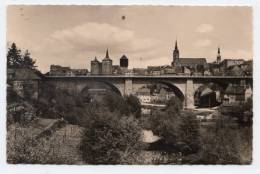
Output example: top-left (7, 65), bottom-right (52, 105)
top-left (119, 55), bottom-right (129, 74)
top-left (91, 50), bottom-right (128, 75)
top-left (219, 59), bottom-right (244, 69)
top-left (91, 57), bottom-right (101, 75)
top-left (147, 66), bottom-right (162, 76)
top-left (133, 68), bottom-right (147, 76)
top-left (141, 107), bottom-right (151, 115)
top-left (225, 65), bottom-right (245, 76)
top-left (101, 49), bottom-right (113, 75)
top-left (71, 69), bottom-right (89, 76)
top-left (136, 87), bottom-right (151, 103)
top-left (223, 84), bottom-right (245, 104)
top-left (171, 40), bottom-right (207, 74)
top-left (240, 60), bottom-right (253, 76)
top-left (203, 67), bottom-right (212, 76)
top-left (216, 47), bottom-right (221, 64)
top-left (161, 65), bottom-right (178, 75)
top-left (150, 87), bottom-right (175, 103)
top-left (49, 65), bottom-right (71, 76)
top-left (112, 65), bottom-right (122, 75)
top-left (7, 68), bottom-right (42, 100)
top-left (120, 55), bottom-right (128, 69)
top-left (48, 65), bottom-right (89, 76)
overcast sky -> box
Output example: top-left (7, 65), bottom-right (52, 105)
top-left (7, 5), bottom-right (252, 73)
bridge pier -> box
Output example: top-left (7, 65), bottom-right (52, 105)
top-left (185, 79), bottom-right (195, 109)
top-left (124, 79), bottom-right (133, 96)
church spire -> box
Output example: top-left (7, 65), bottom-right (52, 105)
top-left (216, 47), bottom-right (221, 63)
top-left (172, 39), bottom-right (180, 66)
top-left (175, 40), bottom-right (178, 50)
top-left (105, 49), bottom-right (109, 59)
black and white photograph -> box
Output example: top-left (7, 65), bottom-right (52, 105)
top-left (5, 4), bottom-right (254, 166)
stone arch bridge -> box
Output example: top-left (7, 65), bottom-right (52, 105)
top-left (44, 75), bottom-right (252, 109)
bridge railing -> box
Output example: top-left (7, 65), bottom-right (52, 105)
top-left (45, 74), bottom-right (253, 79)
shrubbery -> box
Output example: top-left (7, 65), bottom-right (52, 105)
top-left (37, 85), bottom-right (142, 125)
top-left (149, 96), bottom-right (201, 154)
top-left (80, 111), bottom-right (145, 164)
top-left (125, 94), bottom-right (141, 118)
top-left (7, 124), bottom-right (71, 164)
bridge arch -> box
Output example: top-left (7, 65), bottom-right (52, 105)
top-left (157, 81), bottom-right (185, 102)
top-left (133, 80), bottom-right (185, 104)
top-left (79, 80), bottom-right (122, 97)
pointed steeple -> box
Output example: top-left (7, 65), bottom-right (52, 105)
top-left (172, 39), bottom-right (180, 66)
top-left (105, 49), bottom-right (109, 59)
top-left (216, 47), bottom-right (221, 63)
top-left (92, 56), bottom-right (99, 62)
top-left (175, 40), bottom-right (178, 50)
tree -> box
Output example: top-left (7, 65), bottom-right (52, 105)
top-left (80, 112), bottom-right (145, 164)
top-left (7, 43), bottom-right (23, 68)
top-left (149, 96), bottom-right (182, 146)
top-left (200, 118), bottom-right (243, 164)
top-left (165, 96), bottom-right (183, 112)
top-left (178, 111), bottom-right (201, 154)
top-left (102, 91), bottom-right (129, 116)
top-left (125, 94), bottom-right (141, 118)
top-left (149, 96), bottom-right (201, 154)
top-left (7, 43), bottom-right (36, 69)
top-left (22, 50), bottom-right (36, 69)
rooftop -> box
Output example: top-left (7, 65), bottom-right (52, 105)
top-left (8, 68), bottom-right (42, 80)
top-left (179, 58), bottom-right (207, 65)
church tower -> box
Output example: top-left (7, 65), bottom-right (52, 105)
top-left (102, 49), bottom-right (113, 75)
top-left (216, 47), bottom-right (221, 64)
top-left (91, 56), bottom-right (101, 75)
top-left (172, 40), bottom-right (180, 66)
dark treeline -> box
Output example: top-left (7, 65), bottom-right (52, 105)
top-left (7, 43), bottom-right (36, 69)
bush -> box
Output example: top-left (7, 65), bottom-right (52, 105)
top-left (178, 111), bottom-right (201, 154)
top-left (125, 94), bottom-right (141, 118)
top-left (199, 117), bottom-right (252, 164)
top-left (7, 124), bottom-right (71, 164)
top-left (149, 96), bottom-right (182, 147)
top-left (149, 96), bottom-right (200, 154)
top-left (36, 84), bottom-right (97, 125)
top-left (80, 111), bottom-right (145, 164)
top-left (165, 96), bottom-right (183, 112)
top-left (102, 91), bottom-right (129, 116)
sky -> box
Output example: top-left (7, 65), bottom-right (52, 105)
top-left (7, 5), bottom-right (253, 73)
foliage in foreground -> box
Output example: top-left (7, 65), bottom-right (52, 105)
top-left (37, 84), bottom-right (142, 125)
top-left (199, 118), bottom-right (252, 164)
top-left (80, 112), bottom-right (145, 164)
top-left (7, 124), bottom-right (73, 164)
top-left (7, 42), bottom-right (36, 69)
top-left (149, 96), bottom-right (201, 154)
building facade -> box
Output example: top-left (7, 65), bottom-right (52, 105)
top-left (216, 47), bottom-right (221, 64)
top-left (7, 68), bottom-right (42, 100)
top-left (49, 65), bottom-right (71, 76)
top-left (91, 57), bottom-right (101, 75)
top-left (120, 55), bottom-right (128, 68)
top-left (171, 40), bottom-right (207, 74)
top-left (220, 59), bottom-right (244, 69)
top-left (102, 49), bottom-right (113, 75)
